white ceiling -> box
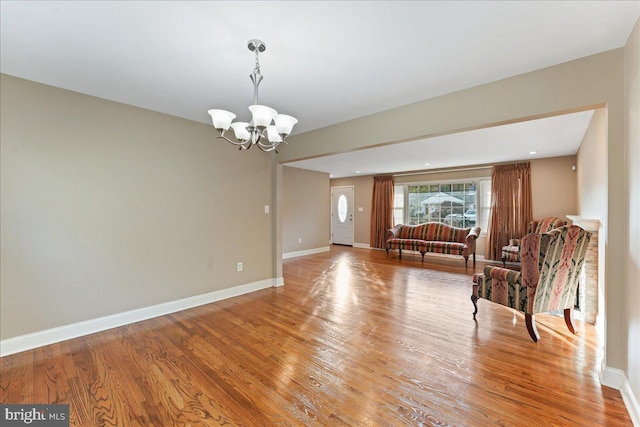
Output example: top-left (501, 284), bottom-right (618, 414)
top-left (1, 1), bottom-right (638, 177)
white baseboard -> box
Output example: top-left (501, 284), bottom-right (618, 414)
top-left (282, 246), bottom-right (330, 259)
top-left (353, 243), bottom-right (371, 249)
top-left (0, 278), bottom-right (279, 357)
top-left (601, 365), bottom-right (640, 426)
top-left (622, 378), bottom-right (640, 426)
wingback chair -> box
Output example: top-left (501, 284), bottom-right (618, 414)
top-left (473, 225), bottom-right (591, 342)
top-left (501, 216), bottom-right (567, 266)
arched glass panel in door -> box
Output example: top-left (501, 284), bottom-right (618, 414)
top-left (338, 194), bottom-right (348, 223)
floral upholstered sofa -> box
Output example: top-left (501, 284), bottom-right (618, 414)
top-left (386, 222), bottom-right (481, 266)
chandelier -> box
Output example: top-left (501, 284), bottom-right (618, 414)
top-left (208, 39), bottom-right (298, 152)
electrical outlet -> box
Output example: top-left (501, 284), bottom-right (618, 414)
top-left (237, 262), bottom-right (243, 272)
top-left (264, 205), bottom-right (270, 214)
top-left (298, 238), bottom-right (302, 244)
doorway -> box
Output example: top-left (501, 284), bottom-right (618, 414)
top-left (331, 186), bottom-right (354, 245)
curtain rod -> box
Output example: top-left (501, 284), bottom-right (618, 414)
top-left (393, 165), bottom-right (493, 177)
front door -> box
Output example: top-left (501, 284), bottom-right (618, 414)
top-left (331, 186), bottom-right (354, 245)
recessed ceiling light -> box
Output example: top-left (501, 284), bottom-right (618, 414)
top-left (529, 151), bottom-right (538, 155)
top-left (424, 163), bottom-right (431, 166)
top-left (355, 170), bottom-right (361, 174)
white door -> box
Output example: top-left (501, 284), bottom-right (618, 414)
top-left (331, 186), bottom-right (354, 245)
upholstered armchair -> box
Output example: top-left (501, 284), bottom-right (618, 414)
top-left (501, 216), bottom-right (567, 266)
top-left (473, 225), bottom-right (591, 342)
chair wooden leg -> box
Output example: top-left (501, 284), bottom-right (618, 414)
top-left (421, 252), bottom-right (425, 263)
top-left (471, 295), bottom-right (478, 319)
top-left (473, 253), bottom-right (476, 265)
top-left (501, 257), bottom-right (506, 267)
top-left (385, 248), bottom-right (389, 257)
top-left (398, 248), bottom-right (402, 259)
top-left (564, 308), bottom-right (576, 334)
top-left (464, 255), bottom-right (468, 267)
top-left (525, 313), bottom-right (540, 342)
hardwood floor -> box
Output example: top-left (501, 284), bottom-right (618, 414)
top-left (0, 246), bottom-right (632, 426)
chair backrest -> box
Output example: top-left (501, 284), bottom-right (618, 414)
top-left (521, 225), bottom-right (591, 313)
top-left (527, 216), bottom-right (567, 234)
top-left (397, 222), bottom-right (469, 243)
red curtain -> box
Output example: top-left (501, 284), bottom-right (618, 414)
top-left (486, 163), bottom-right (533, 260)
top-left (370, 175), bottom-right (394, 249)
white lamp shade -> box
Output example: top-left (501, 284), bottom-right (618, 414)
top-left (273, 114), bottom-right (298, 136)
top-left (208, 109), bottom-right (236, 131)
top-left (230, 122), bottom-right (250, 141)
top-left (266, 126), bottom-right (283, 143)
top-left (248, 105), bottom-right (277, 127)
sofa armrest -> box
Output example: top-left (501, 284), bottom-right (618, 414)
top-left (387, 225), bottom-right (401, 240)
top-left (475, 265), bottom-right (528, 312)
top-left (483, 265), bottom-right (521, 282)
top-left (465, 227), bottom-right (481, 252)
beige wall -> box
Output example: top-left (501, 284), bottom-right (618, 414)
top-left (577, 109), bottom-right (608, 221)
top-left (330, 176), bottom-right (374, 247)
top-left (0, 74), bottom-right (274, 339)
top-left (531, 155), bottom-right (577, 219)
top-left (282, 166), bottom-right (330, 254)
top-left (624, 18), bottom-right (640, 410)
top-left (576, 108), bottom-right (608, 337)
top-left (281, 48), bottom-right (628, 375)
top-left (329, 156), bottom-right (575, 257)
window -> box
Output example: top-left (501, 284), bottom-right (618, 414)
top-left (393, 179), bottom-right (491, 234)
top-left (478, 179), bottom-right (491, 234)
top-left (393, 184), bottom-right (404, 225)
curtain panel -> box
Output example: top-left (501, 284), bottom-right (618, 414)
top-left (486, 163), bottom-right (533, 260)
top-left (370, 175), bottom-right (394, 249)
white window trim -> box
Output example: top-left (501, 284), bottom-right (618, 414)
top-left (395, 177), bottom-right (491, 237)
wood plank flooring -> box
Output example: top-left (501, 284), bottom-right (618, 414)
top-left (0, 246), bottom-right (632, 426)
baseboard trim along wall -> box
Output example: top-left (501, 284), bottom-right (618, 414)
top-left (353, 243), bottom-right (371, 249)
top-left (601, 365), bottom-right (640, 426)
top-left (282, 246), bottom-right (330, 259)
top-left (0, 278), bottom-right (281, 357)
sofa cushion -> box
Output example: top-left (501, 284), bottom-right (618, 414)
top-left (387, 238), bottom-right (429, 252)
top-left (422, 241), bottom-right (466, 255)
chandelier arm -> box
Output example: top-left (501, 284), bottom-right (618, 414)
top-left (257, 141), bottom-right (281, 152)
top-left (257, 143), bottom-right (278, 153)
top-left (257, 140), bottom-right (278, 149)
top-left (217, 135), bottom-right (250, 147)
